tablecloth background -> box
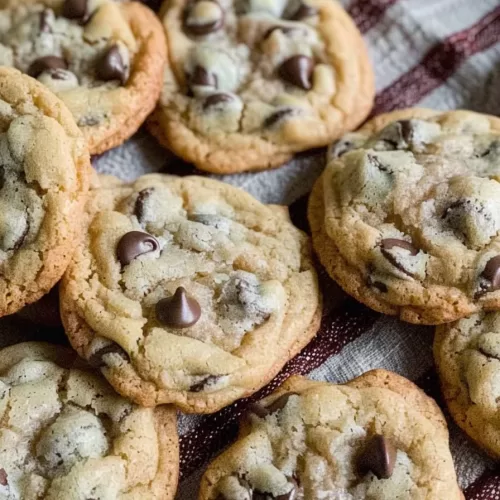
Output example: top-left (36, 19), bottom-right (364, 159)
top-left (2, 0), bottom-right (500, 498)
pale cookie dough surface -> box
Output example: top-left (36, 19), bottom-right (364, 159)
top-left (199, 371), bottom-right (463, 500)
top-left (309, 108), bottom-right (500, 324)
top-left (435, 311), bottom-right (500, 459)
top-left (0, 66), bottom-right (89, 317)
top-left (0, 0), bottom-right (166, 154)
top-left (149, 0), bottom-right (374, 173)
top-left (60, 173), bottom-right (321, 413)
top-left (0, 342), bottom-right (179, 500)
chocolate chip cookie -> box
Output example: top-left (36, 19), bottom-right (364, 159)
top-left (435, 312), bottom-right (500, 458)
top-left (309, 109), bottom-right (500, 324)
top-left (149, 0), bottom-right (374, 173)
top-left (0, 342), bottom-right (179, 499)
top-left (0, 0), bottom-right (166, 154)
top-left (0, 67), bottom-right (89, 317)
top-left (199, 370), bottom-right (463, 500)
top-left (60, 174), bottom-right (321, 413)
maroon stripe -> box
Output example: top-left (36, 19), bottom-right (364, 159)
top-left (372, 6), bottom-right (500, 115)
top-left (465, 470), bottom-right (500, 499)
top-left (348, 0), bottom-right (400, 34)
top-left (179, 276), bottom-right (379, 478)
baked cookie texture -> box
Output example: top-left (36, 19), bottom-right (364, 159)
top-left (0, 67), bottom-right (89, 317)
top-left (200, 370), bottom-right (463, 500)
top-left (149, 0), bottom-right (374, 174)
top-left (0, 0), bottom-right (166, 154)
top-left (435, 312), bottom-right (500, 459)
top-left (309, 108), bottom-right (500, 324)
top-left (0, 342), bottom-right (179, 500)
top-left (60, 174), bottom-right (321, 413)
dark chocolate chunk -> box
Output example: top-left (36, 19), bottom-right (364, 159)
top-left (357, 434), bottom-right (397, 480)
top-left (278, 55), bottom-right (314, 90)
top-left (203, 93), bottom-right (234, 110)
top-left (380, 238), bottom-right (418, 276)
top-left (264, 108), bottom-right (296, 128)
top-left (190, 65), bottom-right (218, 88)
top-left (481, 255), bottom-right (500, 292)
top-left (134, 187), bottom-right (155, 223)
top-left (28, 56), bottom-right (67, 78)
top-left (96, 45), bottom-right (128, 84)
top-left (289, 2), bottom-right (318, 20)
top-left (190, 375), bottom-right (219, 392)
top-left (156, 287), bottom-right (202, 328)
top-left (88, 343), bottom-right (129, 369)
top-left (62, 0), bottom-right (88, 22)
top-left (116, 231), bottom-right (159, 266)
top-left (248, 392), bottom-right (298, 418)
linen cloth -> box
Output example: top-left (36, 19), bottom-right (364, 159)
top-left (1, 0), bottom-right (500, 498)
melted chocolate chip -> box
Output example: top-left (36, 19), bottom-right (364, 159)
top-left (289, 2), bottom-right (318, 20)
top-left (28, 56), bottom-right (67, 78)
top-left (278, 55), bottom-right (314, 90)
top-left (370, 280), bottom-right (388, 293)
top-left (116, 231), bottom-right (159, 266)
top-left (62, 0), bottom-right (88, 22)
top-left (156, 287), bottom-right (202, 328)
top-left (134, 187), bottom-right (154, 223)
top-left (357, 434), bottom-right (397, 479)
top-left (248, 392), bottom-right (298, 418)
top-left (203, 93), bottom-right (234, 110)
top-left (264, 108), bottom-right (296, 128)
top-left (190, 375), bottom-right (219, 392)
top-left (190, 65), bottom-right (218, 88)
top-left (380, 238), bottom-right (418, 276)
top-left (88, 343), bottom-right (129, 369)
top-left (96, 45), bottom-right (128, 84)
top-left (39, 9), bottom-right (52, 33)
top-left (481, 256), bottom-right (500, 292)
top-left (0, 468), bottom-right (7, 486)
top-left (184, 1), bottom-right (224, 36)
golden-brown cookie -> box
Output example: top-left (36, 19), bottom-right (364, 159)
top-left (0, 67), bottom-right (89, 317)
top-left (0, 0), bottom-right (166, 154)
top-left (149, 0), bottom-right (374, 173)
top-left (60, 173), bottom-right (321, 413)
top-left (0, 342), bottom-right (179, 499)
top-left (200, 370), bottom-right (463, 499)
top-left (309, 108), bottom-right (500, 324)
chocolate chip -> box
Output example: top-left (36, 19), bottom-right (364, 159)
top-left (399, 120), bottom-right (414, 143)
top-left (289, 2), bottom-right (318, 20)
top-left (156, 287), bottom-right (202, 328)
top-left (88, 343), bottom-right (128, 369)
top-left (134, 187), bottom-right (154, 223)
top-left (62, 0), bottom-right (88, 22)
top-left (254, 485), bottom-right (298, 500)
top-left (39, 9), bottom-right (52, 33)
top-left (370, 279), bottom-right (388, 293)
top-left (481, 256), bottom-right (500, 292)
top-left (264, 108), bottom-right (296, 128)
top-left (190, 65), bottom-right (218, 88)
top-left (190, 375), bottom-right (219, 392)
top-left (203, 93), bottom-right (234, 110)
top-left (278, 55), bottom-right (314, 90)
top-left (116, 231), bottom-right (159, 266)
top-left (184, 1), bottom-right (224, 36)
top-left (357, 434), bottom-right (397, 479)
top-left (0, 468), bottom-right (7, 486)
top-left (248, 392), bottom-right (298, 418)
top-left (96, 45), bottom-right (128, 84)
top-left (28, 56), bottom-right (67, 78)
top-left (380, 238), bottom-right (418, 275)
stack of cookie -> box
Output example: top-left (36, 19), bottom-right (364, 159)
top-left (0, 0), bottom-right (494, 498)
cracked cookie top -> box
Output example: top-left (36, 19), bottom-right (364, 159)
top-left (310, 109), bottom-right (500, 324)
top-left (0, 342), bottom-right (179, 500)
top-left (0, 66), bottom-right (89, 317)
top-left (435, 311), bottom-right (500, 458)
top-left (200, 372), bottom-right (462, 500)
top-left (149, 0), bottom-right (374, 173)
top-left (60, 174), bottom-right (320, 413)
top-left (0, 0), bottom-right (166, 154)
